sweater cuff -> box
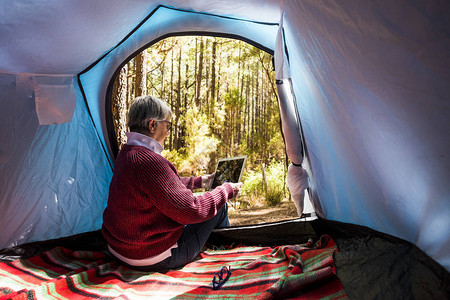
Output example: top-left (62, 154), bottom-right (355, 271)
top-left (223, 182), bottom-right (235, 199)
top-left (193, 176), bottom-right (203, 189)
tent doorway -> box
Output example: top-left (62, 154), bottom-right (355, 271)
top-left (107, 35), bottom-right (308, 225)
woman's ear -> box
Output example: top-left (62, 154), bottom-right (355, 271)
top-left (148, 119), bottom-right (156, 133)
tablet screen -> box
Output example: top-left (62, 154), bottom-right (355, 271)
top-left (210, 156), bottom-right (247, 190)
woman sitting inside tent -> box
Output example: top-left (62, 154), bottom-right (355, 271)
top-left (102, 95), bottom-right (242, 271)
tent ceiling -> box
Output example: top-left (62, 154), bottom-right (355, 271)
top-left (0, 0), bottom-right (280, 74)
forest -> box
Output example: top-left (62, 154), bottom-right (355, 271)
top-left (111, 36), bottom-right (291, 207)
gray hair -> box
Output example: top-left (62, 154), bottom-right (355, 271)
top-left (127, 95), bottom-right (172, 134)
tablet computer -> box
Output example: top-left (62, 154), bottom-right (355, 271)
top-left (210, 155), bottom-right (247, 190)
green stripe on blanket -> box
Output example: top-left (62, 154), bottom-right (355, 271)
top-left (0, 235), bottom-right (347, 299)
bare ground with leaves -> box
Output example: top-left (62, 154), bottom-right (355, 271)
top-left (228, 199), bottom-right (299, 226)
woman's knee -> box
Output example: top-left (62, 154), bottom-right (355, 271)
top-left (216, 203), bottom-right (230, 228)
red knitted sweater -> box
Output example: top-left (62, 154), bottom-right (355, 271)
top-left (101, 144), bottom-right (235, 259)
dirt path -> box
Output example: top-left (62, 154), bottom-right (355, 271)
top-left (228, 199), bottom-right (299, 226)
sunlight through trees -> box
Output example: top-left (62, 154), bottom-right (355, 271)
top-left (112, 36), bottom-right (286, 182)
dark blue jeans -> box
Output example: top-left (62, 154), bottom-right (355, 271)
top-left (122, 203), bottom-right (230, 272)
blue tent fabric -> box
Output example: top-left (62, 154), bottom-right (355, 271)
top-left (0, 0), bottom-right (449, 275)
top-left (282, 0), bottom-right (450, 270)
top-left (0, 73), bottom-right (112, 248)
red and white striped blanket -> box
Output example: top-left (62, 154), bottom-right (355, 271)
top-left (0, 235), bottom-right (347, 299)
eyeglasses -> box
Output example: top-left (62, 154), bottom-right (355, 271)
top-left (212, 266), bottom-right (231, 290)
top-left (157, 120), bottom-right (172, 131)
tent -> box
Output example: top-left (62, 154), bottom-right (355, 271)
top-left (0, 0), bottom-right (449, 298)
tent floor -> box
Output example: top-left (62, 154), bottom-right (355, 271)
top-left (1, 218), bottom-right (449, 299)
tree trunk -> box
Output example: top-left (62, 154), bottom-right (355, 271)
top-left (251, 73), bottom-right (256, 152)
top-left (160, 61), bottom-right (165, 98)
top-left (175, 46), bottom-right (182, 149)
top-left (196, 37), bottom-right (204, 109)
top-left (237, 44), bottom-right (241, 95)
top-left (112, 65), bottom-right (128, 149)
top-left (245, 72), bottom-right (250, 148)
top-left (261, 163), bottom-right (269, 192)
top-left (237, 71), bottom-right (244, 145)
top-left (211, 39), bottom-right (217, 102)
top-left (205, 39), bottom-right (210, 115)
top-left (169, 43), bottom-right (175, 150)
top-left (135, 51), bottom-right (147, 97)
top-left (184, 64), bottom-right (189, 109)
top-left (261, 69), bottom-right (266, 161)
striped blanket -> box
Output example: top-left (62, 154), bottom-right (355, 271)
top-left (0, 235), bottom-right (346, 299)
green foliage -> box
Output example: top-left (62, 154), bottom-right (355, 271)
top-left (241, 160), bottom-right (289, 207)
top-left (265, 160), bottom-right (287, 190)
top-left (163, 106), bottom-right (218, 177)
top-left (266, 131), bottom-right (285, 159)
top-left (264, 160), bottom-right (287, 206)
top-left (224, 88), bottom-right (244, 108)
top-left (241, 168), bottom-right (265, 202)
top-left (265, 186), bottom-right (284, 206)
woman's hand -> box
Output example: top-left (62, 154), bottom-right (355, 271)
top-left (228, 182), bottom-right (243, 198)
top-left (201, 173), bottom-right (215, 189)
